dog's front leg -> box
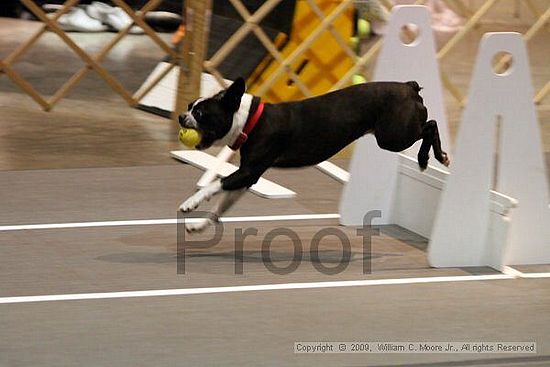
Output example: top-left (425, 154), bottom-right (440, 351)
top-left (179, 163), bottom-right (263, 214)
top-left (185, 188), bottom-right (246, 233)
top-left (179, 179), bottom-right (222, 213)
top-left (182, 144), bottom-right (279, 223)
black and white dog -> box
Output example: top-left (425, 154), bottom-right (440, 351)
top-left (179, 78), bottom-right (449, 232)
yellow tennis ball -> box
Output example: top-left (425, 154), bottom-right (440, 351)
top-left (349, 36), bottom-right (359, 51)
top-left (179, 128), bottom-right (202, 148)
top-left (357, 18), bottom-right (371, 38)
top-left (352, 74), bottom-right (367, 85)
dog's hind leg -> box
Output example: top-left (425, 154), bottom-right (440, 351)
top-left (428, 120), bottom-right (450, 167)
top-left (417, 120), bottom-right (450, 170)
top-left (417, 126), bottom-right (433, 171)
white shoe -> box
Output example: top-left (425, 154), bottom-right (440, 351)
top-left (55, 7), bottom-right (108, 32)
top-left (86, 1), bottom-right (144, 34)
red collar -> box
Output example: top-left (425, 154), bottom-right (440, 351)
top-left (229, 102), bottom-right (264, 150)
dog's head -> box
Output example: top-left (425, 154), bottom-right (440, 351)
top-left (178, 78), bottom-right (246, 150)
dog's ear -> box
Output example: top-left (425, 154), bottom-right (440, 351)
top-left (221, 77), bottom-right (246, 112)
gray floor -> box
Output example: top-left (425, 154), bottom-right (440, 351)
top-left (1, 163), bottom-right (549, 367)
top-left (1, 14), bottom-right (550, 367)
top-left (2, 279), bottom-right (550, 367)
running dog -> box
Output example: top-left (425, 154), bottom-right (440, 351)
top-left (179, 78), bottom-right (449, 232)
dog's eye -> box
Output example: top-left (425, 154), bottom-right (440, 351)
top-left (194, 109), bottom-right (203, 119)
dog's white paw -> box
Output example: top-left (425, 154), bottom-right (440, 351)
top-left (179, 196), bottom-right (201, 212)
top-left (442, 153), bottom-right (451, 167)
top-left (185, 219), bottom-right (212, 233)
top-left (180, 183), bottom-right (220, 212)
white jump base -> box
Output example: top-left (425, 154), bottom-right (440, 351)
top-left (171, 149), bottom-right (296, 199)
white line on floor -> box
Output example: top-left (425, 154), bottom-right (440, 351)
top-left (520, 272), bottom-right (550, 278)
top-left (0, 213), bottom-right (341, 232)
top-left (1, 216), bottom-right (548, 305)
top-left (5, 272), bottom-right (550, 305)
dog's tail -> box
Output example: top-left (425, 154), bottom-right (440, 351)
top-left (406, 81), bottom-right (422, 92)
